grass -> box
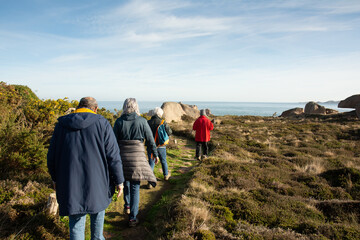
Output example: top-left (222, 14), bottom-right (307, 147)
top-left (161, 113), bottom-right (360, 239)
top-left (2, 82), bottom-right (360, 239)
top-left (100, 136), bottom-right (198, 239)
top-left (4, 112), bottom-right (359, 239)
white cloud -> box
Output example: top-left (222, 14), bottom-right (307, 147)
top-left (112, 0), bottom-right (190, 18)
top-left (1, 0), bottom-right (360, 102)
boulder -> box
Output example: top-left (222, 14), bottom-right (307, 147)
top-left (162, 102), bottom-right (186, 122)
top-left (161, 102), bottom-right (200, 122)
top-left (47, 193), bottom-right (58, 215)
top-left (304, 102), bottom-right (326, 115)
top-left (205, 109), bottom-right (211, 116)
top-left (212, 119), bottom-right (222, 125)
top-left (338, 94), bottom-right (360, 108)
top-left (280, 108), bottom-right (304, 118)
top-left (325, 108), bottom-right (339, 115)
top-left (180, 103), bottom-right (199, 119)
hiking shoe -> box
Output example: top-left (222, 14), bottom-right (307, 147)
top-left (146, 183), bottom-right (151, 189)
top-left (124, 207), bottom-right (130, 215)
top-left (164, 172), bottom-right (171, 181)
top-left (196, 156), bottom-right (201, 161)
top-left (202, 155), bottom-right (208, 160)
top-left (128, 219), bottom-right (139, 227)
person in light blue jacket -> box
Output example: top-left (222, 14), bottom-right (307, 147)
top-left (47, 97), bottom-right (124, 240)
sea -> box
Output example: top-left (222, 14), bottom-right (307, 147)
top-left (97, 101), bottom-right (346, 117)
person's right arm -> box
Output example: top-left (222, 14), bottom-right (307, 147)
top-left (144, 120), bottom-right (159, 159)
top-left (106, 120), bottom-right (124, 186)
top-left (113, 119), bottom-right (120, 142)
top-left (208, 118), bottom-right (214, 131)
top-left (116, 184), bottom-right (124, 198)
top-left (164, 121), bottom-right (172, 136)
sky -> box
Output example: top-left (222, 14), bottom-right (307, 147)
top-left (1, 0), bottom-right (360, 102)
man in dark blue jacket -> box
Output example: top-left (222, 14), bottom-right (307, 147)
top-left (47, 97), bottom-right (124, 240)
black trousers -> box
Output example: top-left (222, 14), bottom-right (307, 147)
top-left (196, 141), bottom-right (208, 158)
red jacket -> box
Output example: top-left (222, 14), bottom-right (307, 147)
top-left (193, 115), bottom-right (214, 142)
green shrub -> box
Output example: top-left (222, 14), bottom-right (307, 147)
top-left (321, 168), bottom-right (360, 199)
top-left (194, 229), bottom-right (216, 240)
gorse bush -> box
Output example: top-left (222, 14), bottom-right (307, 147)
top-left (24, 98), bottom-right (78, 127)
top-left (0, 83), bottom-right (79, 182)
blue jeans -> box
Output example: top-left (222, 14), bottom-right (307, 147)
top-left (123, 180), bottom-right (140, 221)
top-left (69, 210), bottom-right (105, 240)
top-left (148, 147), bottom-right (168, 176)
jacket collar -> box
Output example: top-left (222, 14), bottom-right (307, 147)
top-left (74, 108), bottom-right (97, 114)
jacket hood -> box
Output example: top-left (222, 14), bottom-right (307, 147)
top-left (120, 112), bottom-right (138, 121)
top-left (58, 112), bottom-right (101, 130)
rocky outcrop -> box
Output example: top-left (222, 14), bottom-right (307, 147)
top-left (338, 94), bottom-right (360, 108)
top-left (304, 102), bottom-right (326, 115)
top-left (212, 119), bottom-right (222, 125)
top-left (161, 102), bottom-right (200, 122)
top-left (325, 108), bottom-right (339, 115)
top-left (281, 102), bottom-right (338, 118)
top-left (338, 94), bottom-right (360, 118)
top-left (161, 102), bottom-right (185, 122)
top-left (180, 103), bottom-right (199, 119)
top-left (280, 108), bottom-right (304, 118)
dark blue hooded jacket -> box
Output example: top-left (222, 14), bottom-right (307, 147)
top-left (47, 111), bottom-right (124, 216)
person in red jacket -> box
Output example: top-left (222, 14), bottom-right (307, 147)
top-left (193, 109), bottom-right (214, 160)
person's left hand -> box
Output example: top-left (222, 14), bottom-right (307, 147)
top-left (155, 157), bottom-right (160, 164)
top-left (116, 184), bottom-right (124, 198)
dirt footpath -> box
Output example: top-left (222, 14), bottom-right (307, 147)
top-left (103, 135), bottom-right (197, 240)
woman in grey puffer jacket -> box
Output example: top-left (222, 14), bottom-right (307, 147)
top-left (113, 98), bottom-right (159, 227)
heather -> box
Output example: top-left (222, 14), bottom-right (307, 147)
top-left (164, 113), bottom-right (360, 239)
top-left (1, 82), bottom-right (360, 240)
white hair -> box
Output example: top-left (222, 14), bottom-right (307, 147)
top-left (122, 98), bottom-right (140, 116)
top-left (153, 107), bottom-right (164, 118)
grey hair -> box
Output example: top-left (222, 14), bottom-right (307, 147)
top-left (200, 109), bottom-right (206, 116)
top-left (153, 107), bottom-right (164, 118)
top-left (122, 98), bottom-right (140, 115)
top-left (77, 97), bottom-right (98, 111)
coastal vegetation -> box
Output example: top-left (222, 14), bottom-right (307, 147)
top-left (0, 82), bottom-right (116, 239)
top-left (1, 82), bottom-right (360, 239)
top-left (164, 113), bottom-right (360, 239)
